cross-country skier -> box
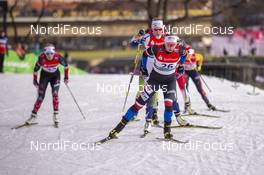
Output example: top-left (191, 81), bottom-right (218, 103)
top-left (174, 43), bottom-right (193, 114)
top-left (25, 44), bottom-right (69, 128)
top-left (130, 19), bottom-right (165, 125)
top-left (171, 41), bottom-right (193, 125)
top-left (108, 35), bottom-right (187, 140)
top-left (184, 49), bottom-right (216, 111)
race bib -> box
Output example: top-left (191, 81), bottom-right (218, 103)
top-left (42, 66), bottom-right (58, 73)
top-left (153, 59), bottom-right (177, 75)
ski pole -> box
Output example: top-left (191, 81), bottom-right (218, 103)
top-left (186, 52), bottom-right (212, 93)
top-left (199, 73), bottom-right (212, 93)
top-left (65, 83), bottom-right (86, 120)
top-left (122, 44), bottom-right (143, 112)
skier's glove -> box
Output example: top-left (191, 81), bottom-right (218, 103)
top-left (138, 29), bottom-right (145, 36)
top-left (197, 65), bottom-right (202, 73)
top-left (178, 64), bottom-right (184, 75)
top-left (64, 77), bottom-right (69, 84)
top-left (178, 39), bottom-right (186, 47)
top-left (33, 79), bottom-right (39, 88)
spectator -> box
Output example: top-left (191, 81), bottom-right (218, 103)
top-left (64, 51), bottom-right (71, 63)
top-left (238, 48), bottom-right (242, 57)
top-left (223, 48), bottom-right (228, 56)
top-left (250, 47), bottom-right (256, 56)
top-left (0, 31), bottom-right (8, 73)
top-left (15, 43), bottom-right (26, 60)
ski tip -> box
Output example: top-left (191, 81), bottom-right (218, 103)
top-left (94, 141), bottom-right (102, 145)
top-left (94, 136), bottom-right (117, 145)
top-left (213, 126), bottom-right (223, 129)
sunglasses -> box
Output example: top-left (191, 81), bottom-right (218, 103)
top-left (46, 52), bottom-right (54, 56)
top-left (166, 43), bottom-right (177, 47)
top-left (153, 28), bottom-right (163, 31)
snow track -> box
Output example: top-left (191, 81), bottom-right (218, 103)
top-left (0, 74), bottom-right (263, 175)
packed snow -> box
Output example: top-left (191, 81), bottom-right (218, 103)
top-left (0, 73), bottom-right (264, 175)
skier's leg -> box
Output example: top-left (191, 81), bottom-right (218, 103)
top-left (27, 71), bottom-right (49, 124)
top-left (109, 80), bottom-right (157, 138)
top-left (133, 74), bottom-right (145, 121)
top-left (150, 92), bottom-right (159, 124)
top-left (173, 82), bottom-right (190, 126)
top-left (136, 74), bottom-right (145, 97)
top-left (162, 78), bottom-right (176, 139)
top-left (144, 92), bottom-right (158, 132)
top-left (177, 73), bottom-right (192, 113)
top-left (190, 70), bottom-right (215, 110)
top-left (173, 99), bottom-right (189, 126)
top-left (50, 71), bottom-right (61, 126)
top-left (185, 73), bottom-right (190, 92)
top-left (145, 56), bottom-right (158, 123)
top-left (144, 90), bottom-right (159, 121)
top-left (144, 97), bottom-right (154, 131)
top-left (32, 72), bottom-right (48, 114)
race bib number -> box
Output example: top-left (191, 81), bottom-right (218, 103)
top-left (153, 59), bottom-right (177, 75)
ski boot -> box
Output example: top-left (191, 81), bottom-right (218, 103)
top-left (144, 118), bottom-right (152, 133)
top-left (53, 111), bottom-right (59, 128)
top-left (25, 112), bottom-right (37, 125)
top-left (175, 112), bottom-right (189, 126)
top-left (152, 109), bottom-right (159, 125)
top-left (207, 103), bottom-right (216, 111)
top-left (108, 118), bottom-right (128, 139)
top-left (183, 102), bottom-right (195, 114)
top-left (164, 121), bottom-right (173, 140)
top-left (164, 132), bottom-right (173, 140)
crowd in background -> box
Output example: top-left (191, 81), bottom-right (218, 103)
top-left (211, 28), bottom-right (264, 57)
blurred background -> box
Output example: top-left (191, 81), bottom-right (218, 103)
top-left (0, 0), bottom-right (264, 88)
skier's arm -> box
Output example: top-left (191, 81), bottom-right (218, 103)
top-left (177, 44), bottom-right (188, 74)
top-left (58, 55), bottom-right (69, 83)
top-left (196, 53), bottom-right (204, 72)
top-left (140, 54), bottom-right (148, 76)
top-left (130, 29), bottom-right (146, 48)
top-left (140, 45), bottom-right (157, 76)
top-left (33, 57), bottom-right (41, 87)
top-left (144, 45), bottom-right (157, 57)
top-left (179, 44), bottom-right (187, 65)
